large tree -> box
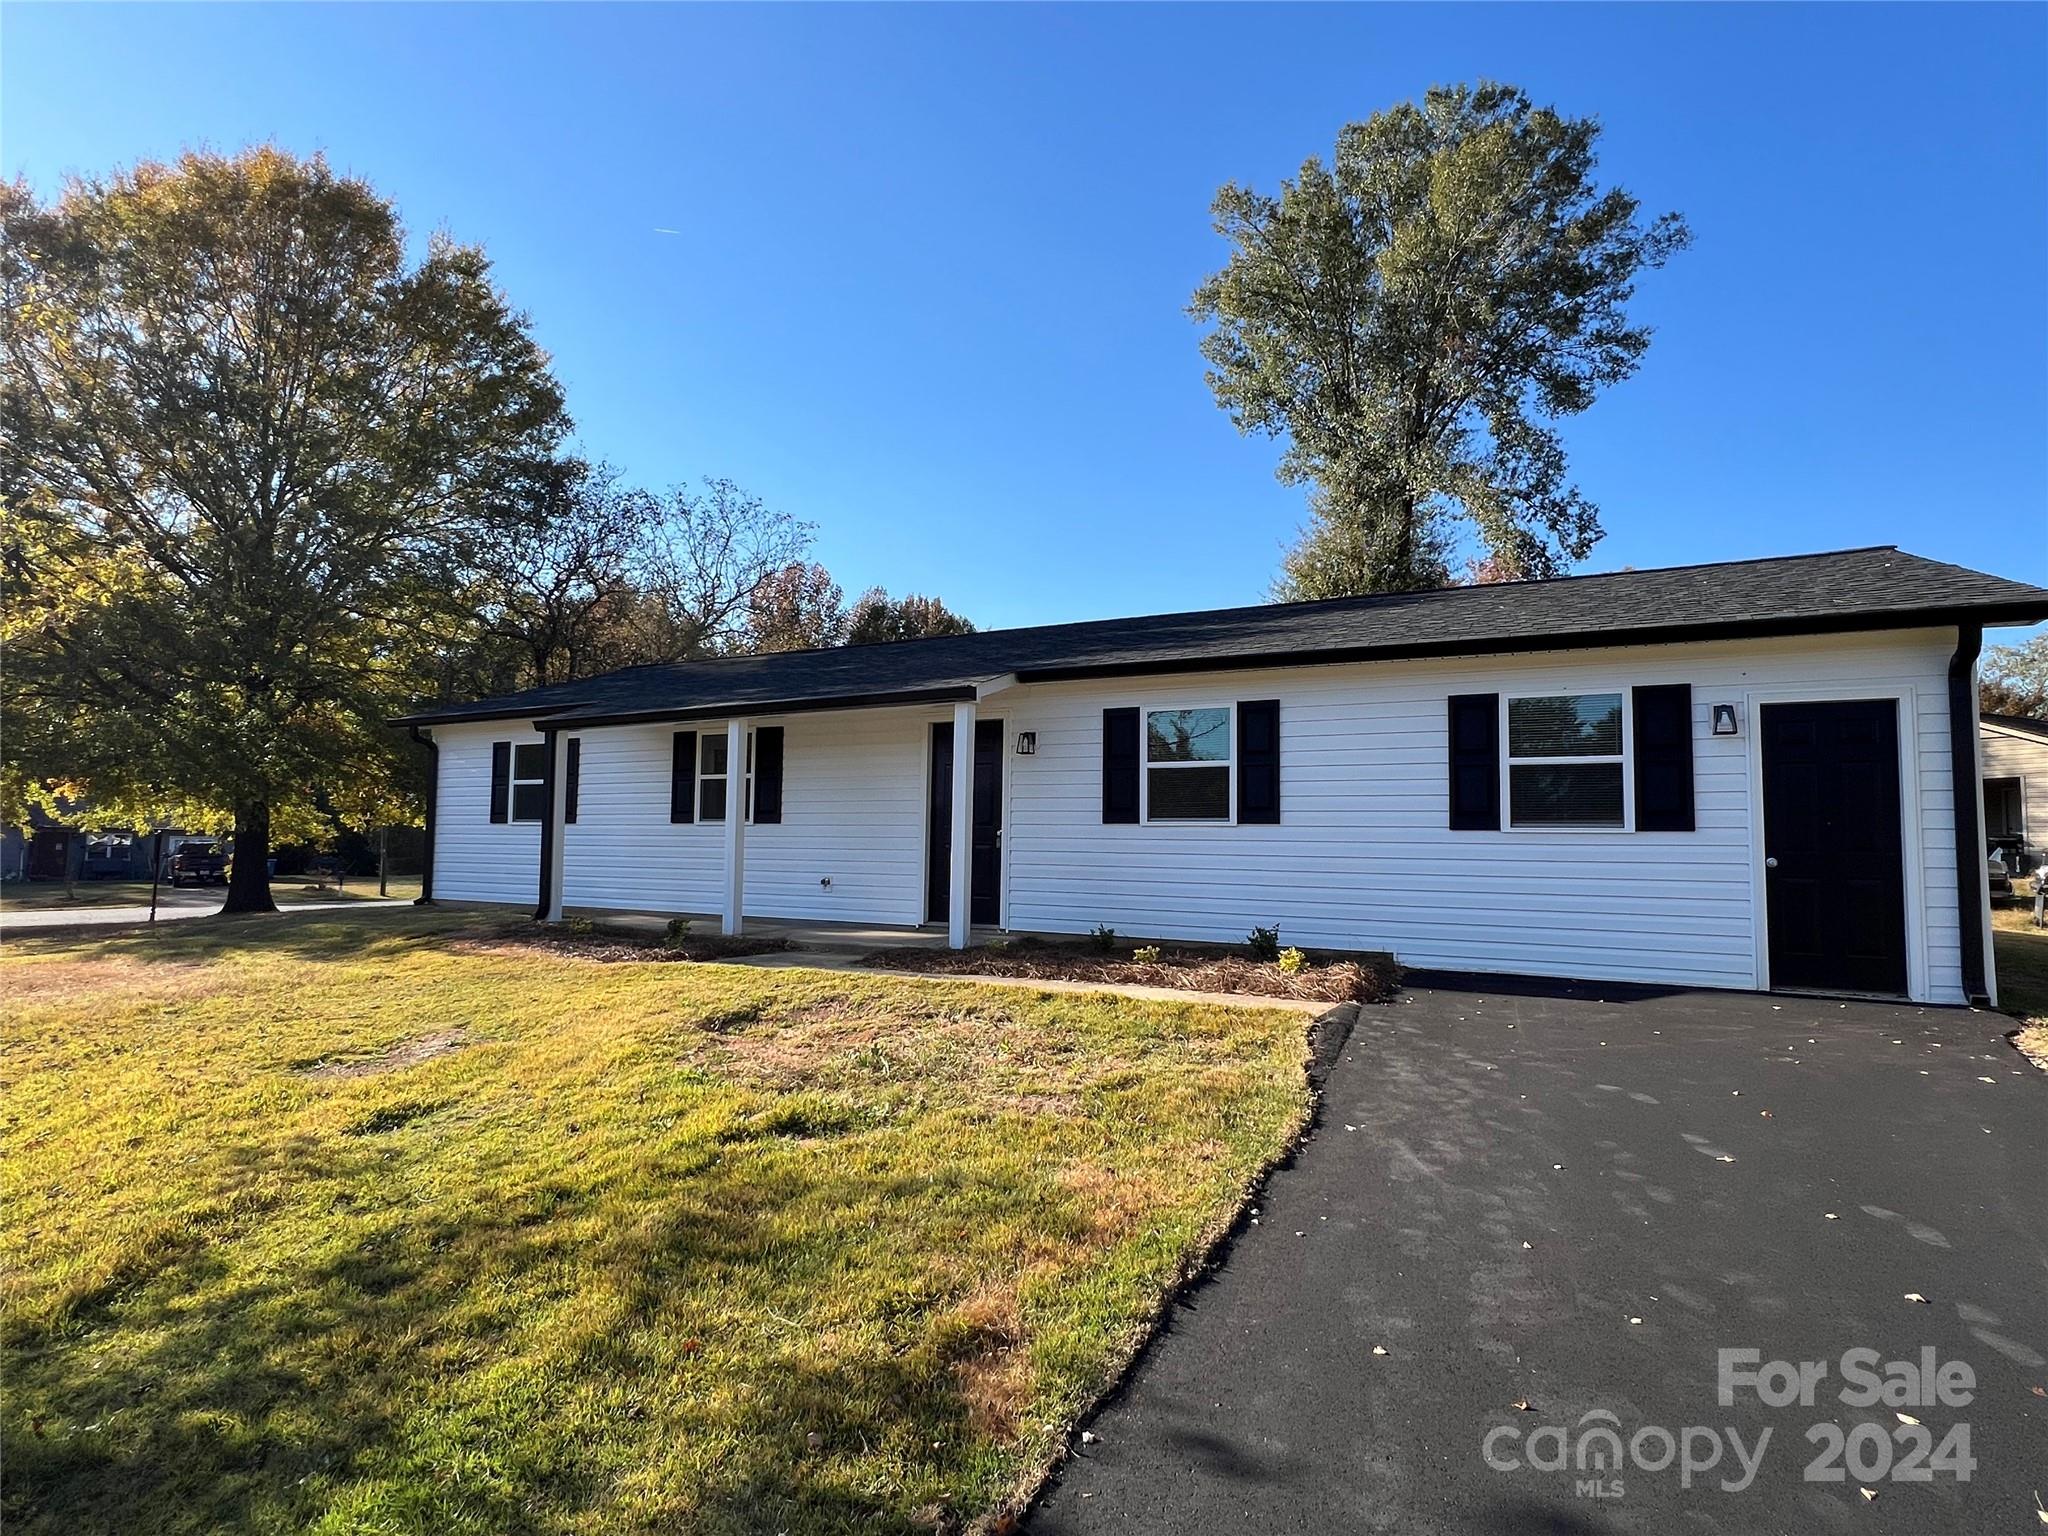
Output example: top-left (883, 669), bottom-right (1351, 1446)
top-left (1, 149), bottom-right (568, 911)
top-left (844, 588), bottom-right (975, 645)
top-left (743, 561), bottom-right (847, 653)
top-left (1982, 635), bottom-right (2048, 719)
top-left (1191, 81), bottom-right (1690, 596)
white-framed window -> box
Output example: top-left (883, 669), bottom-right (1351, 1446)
top-left (510, 742), bottom-right (549, 822)
top-left (1504, 691), bottom-right (1628, 827)
top-left (1143, 705), bottom-right (1233, 823)
top-left (699, 730), bottom-right (753, 822)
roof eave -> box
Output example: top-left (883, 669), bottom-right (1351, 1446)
top-left (527, 684), bottom-right (982, 731)
top-left (1014, 605), bottom-right (2048, 684)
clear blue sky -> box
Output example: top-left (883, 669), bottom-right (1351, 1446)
top-left (5, 3), bottom-right (2044, 645)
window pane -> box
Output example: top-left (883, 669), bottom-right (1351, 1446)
top-left (1146, 708), bottom-right (1231, 763)
top-left (701, 735), bottom-right (728, 775)
top-left (512, 743), bottom-right (547, 780)
top-left (1510, 763), bottom-right (1624, 825)
top-left (699, 778), bottom-right (727, 822)
top-left (511, 782), bottom-right (548, 822)
top-left (1148, 764), bottom-right (1230, 820)
top-left (1509, 694), bottom-right (1622, 758)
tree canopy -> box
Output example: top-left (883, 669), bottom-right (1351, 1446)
top-left (845, 589), bottom-right (976, 646)
top-left (1, 148), bottom-right (569, 909)
top-left (1191, 81), bottom-right (1690, 597)
top-left (1982, 635), bottom-right (2048, 719)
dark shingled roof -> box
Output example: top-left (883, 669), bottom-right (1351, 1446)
top-left (395, 546), bottom-right (2048, 728)
top-left (1982, 711), bottom-right (2048, 739)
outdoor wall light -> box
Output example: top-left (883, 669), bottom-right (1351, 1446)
top-left (1711, 702), bottom-right (1741, 736)
top-left (1015, 731), bottom-right (1037, 755)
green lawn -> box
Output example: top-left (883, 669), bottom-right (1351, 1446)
top-left (1992, 900), bottom-right (2048, 1064)
top-left (0, 909), bottom-right (1313, 1534)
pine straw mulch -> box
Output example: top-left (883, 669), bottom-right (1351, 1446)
top-left (858, 936), bottom-right (1401, 1004)
top-left (453, 920), bottom-right (796, 965)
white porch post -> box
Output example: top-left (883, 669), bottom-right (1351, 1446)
top-left (948, 699), bottom-right (975, 949)
top-left (721, 717), bottom-right (747, 937)
top-left (540, 729), bottom-right (567, 923)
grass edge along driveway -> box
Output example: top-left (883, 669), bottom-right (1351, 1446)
top-left (1, 908), bottom-right (1317, 1536)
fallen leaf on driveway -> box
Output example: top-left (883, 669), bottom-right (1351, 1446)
top-left (1511, 1397), bottom-right (1533, 1412)
top-left (1824, 1213), bottom-right (1839, 1220)
top-left (1903, 1292), bottom-right (1930, 1304)
top-left (1860, 1487), bottom-right (1877, 1502)
top-left (1978, 1077), bottom-right (1998, 1084)
top-left (1371, 1345), bottom-right (1388, 1356)
top-left (1760, 1110), bottom-right (1772, 1118)
top-left (1521, 1241), bottom-right (1533, 1249)
top-left (1895, 1412), bottom-right (1920, 1426)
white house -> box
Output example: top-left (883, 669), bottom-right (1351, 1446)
top-left (1981, 711), bottom-right (2048, 876)
top-left (396, 547), bottom-right (2048, 1007)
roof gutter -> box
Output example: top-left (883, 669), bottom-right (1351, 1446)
top-left (1013, 606), bottom-right (2048, 685)
top-left (528, 684), bottom-right (982, 732)
top-left (1947, 624), bottom-right (1991, 1006)
top-left (407, 725), bottom-right (437, 905)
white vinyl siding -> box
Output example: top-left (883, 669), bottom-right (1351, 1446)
top-left (999, 629), bottom-right (1966, 1003)
top-left (431, 723), bottom-right (542, 905)
top-left (429, 627), bottom-right (1971, 1004)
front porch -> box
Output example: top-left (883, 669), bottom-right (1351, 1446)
top-left (530, 692), bottom-right (1009, 949)
top-left (556, 908), bottom-right (1005, 955)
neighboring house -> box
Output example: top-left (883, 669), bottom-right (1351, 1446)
top-left (0, 806), bottom-right (191, 883)
top-left (1981, 711), bottom-right (2048, 875)
top-left (395, 546), bottom-right (2048, 1007)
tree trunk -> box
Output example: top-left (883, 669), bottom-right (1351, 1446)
top-left (221, 800), bottom-right (277, 914)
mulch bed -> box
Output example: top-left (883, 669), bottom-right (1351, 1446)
top-left (463, 921), bottom-right (795, 965)
top-left (858, 937), bottom-right (1401, 1004)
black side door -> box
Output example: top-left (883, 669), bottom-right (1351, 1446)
top-left (927, 719), bottom-right (1003, 926)
top-left (1761, 700), bottom-right (1908, 995)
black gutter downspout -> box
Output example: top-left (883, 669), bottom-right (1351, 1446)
top-left (408, 726), bottom-right (438, 905)
top-left (533, 726), bottom-right (559, 923)
top-left (1947, 624), bottom-right (1989, 1005)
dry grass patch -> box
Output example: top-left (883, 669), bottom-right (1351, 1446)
top-left (864, 935), bottom-right (1401, 1004)
top-left (2, 906), bottom-right (1310, 1535)
top-left (1991, 906), bottom-right (2048, 1070)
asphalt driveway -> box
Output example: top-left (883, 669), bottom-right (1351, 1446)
top-left (1032, 974), bottom-right (2046, 1535)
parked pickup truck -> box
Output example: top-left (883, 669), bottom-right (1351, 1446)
top-left (166, 841), bottom-right (228, 887)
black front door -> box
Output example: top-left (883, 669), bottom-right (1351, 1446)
top-left (1761, 700), bottom-right (1908, 995)
top-left (927, 719), bottom-right (1002, 926)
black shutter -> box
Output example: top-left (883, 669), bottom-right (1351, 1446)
top-left (489, 741), bottom-right (511, 823)
top-left (1237, 700), bottom-right (1280, 824)
top-left (564, 738), bottom-right (581, 825)
top-left (1447, 694), bottom-right (1500, 831)
top-left (1102, 708), bottom-right (1140, 824)
top-left (753, 727), bottom-right (784, 824)
top-left (670, 731), bottom-right (697, 824)
top-left (1632, 683), bottom-right (1695, 832)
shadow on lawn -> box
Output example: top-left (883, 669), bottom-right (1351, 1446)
top-left (5, 1118), bottom-right (1017, 1535)
top-left (12, 905), bottom-right (483, 967)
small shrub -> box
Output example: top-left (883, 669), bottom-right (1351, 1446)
top-left (567, 916), bottom-right (595, 938)
top-left (1088, 924), bottom-right (1117, 953)
top-left (1246, 925), bottom-right (1281, 962)
top-left (1132, 944), bottom-right (1162, 963)
top-left (1276, 946), bottom-right (1307, 974)
top-left (664, 916), bottom-right (691, 948)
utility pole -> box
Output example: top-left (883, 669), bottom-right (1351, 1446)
top-left (378, 826), bottom-right (389, 898)
top-left (148, 827), bottom-right (164, 924)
